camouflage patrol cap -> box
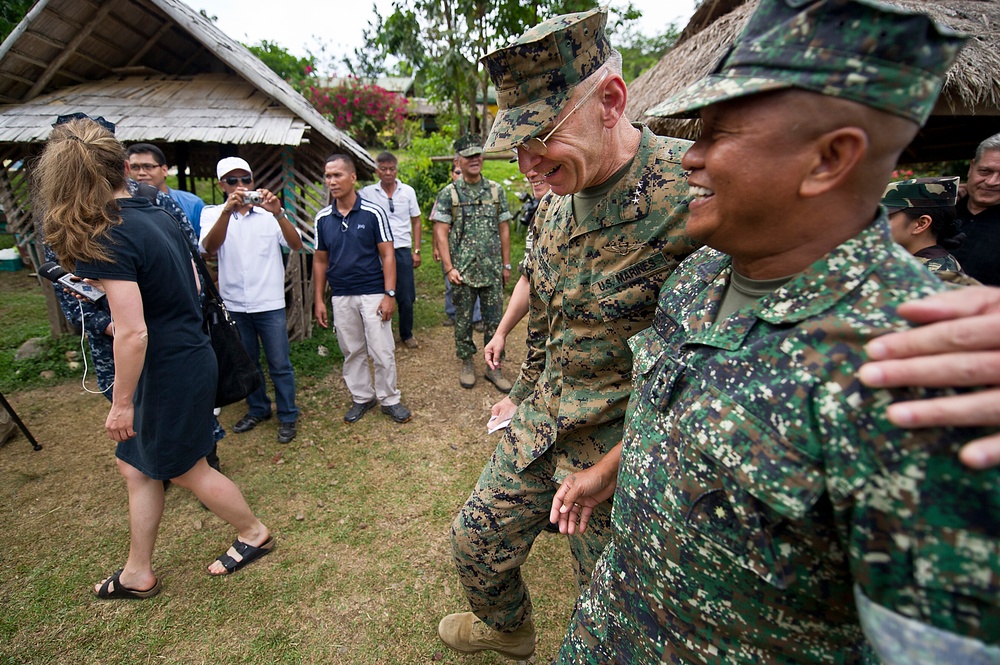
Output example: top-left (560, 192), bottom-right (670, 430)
top-left (453, 133), bottom-right (484, 157)
top-left (649, 0), bottom-right (966, 126)
top-left (479, 8), bottom-right (612, 152)
top-left (881, 176), bottom-right (960, 214)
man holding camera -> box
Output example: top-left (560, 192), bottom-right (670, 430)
top-left (200, 157), bottom-right (302, 444)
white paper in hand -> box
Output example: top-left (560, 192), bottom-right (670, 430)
top-left (487, 415), bottom-right (511, 434)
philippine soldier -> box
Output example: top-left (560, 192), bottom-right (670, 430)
top-left (437, 9), bottom-right (699, 659)
top-left (552, 1), bottom-right (999, 663)
top-left (882, 176), bottom-right (980, 286)
top-left (431, 134), bottom-right (513, 392)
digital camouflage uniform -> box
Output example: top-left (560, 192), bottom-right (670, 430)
top-left (560, 0), bottom-right (998, 663)
top-left (431, 160), bottom-right (511, 360)
top-left (449, 125), bottom-right (699, 632)
top-left (559, 220), bottom-right (1000, 663)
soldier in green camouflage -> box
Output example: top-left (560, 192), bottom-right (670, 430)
top-left (882, 176), bottom-right (980, 286)
top-left (552, 0), bottom-right (999, 663)
top-left (431, 134), bottom-right (513, 392)
top-left (437, 8), bottom-right (700, 660)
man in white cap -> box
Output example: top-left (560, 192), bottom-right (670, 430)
top-left (200, 157), bottom-right (302, 444)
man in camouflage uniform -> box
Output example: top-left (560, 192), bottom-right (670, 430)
top-left (437, 9), bottom-right (699, 659)
top-left (552, 1), bottom-right (999, 663)
top-left (882, 176), bottom-right (980, 286)
top-left (431, 134), bottom-right (513, 392)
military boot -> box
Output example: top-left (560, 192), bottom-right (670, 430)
top-left (460, 358), bottom-right (476, 388)
top-left (438, 613), bottom-right (535, 659)
top-left (484, 367), bottom-right (512, 393)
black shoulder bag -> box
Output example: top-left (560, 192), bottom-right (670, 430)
top-left (189, 248), bottom-right (262, 407)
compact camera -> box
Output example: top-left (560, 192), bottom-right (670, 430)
top-left (38, 261), bottom-right (106, 303)
top-left (242, 191), bottom-right (263, 205)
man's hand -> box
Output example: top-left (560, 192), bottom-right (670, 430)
top-left (858, 286), bottom-right (1000, 469)
top-left (378, 294), bottom-right (396, 321)
top-left (106, 402), bottom-right (136, 442)
top-left (490, 396), bottom-right (517, 423)
top-left (485, 331), bottom-right (506, 370)
top-left (315, 300), bottom-right (329, 329)
top-left (259, 188), bottom-right (282, 216)
top-left (502, 266), bottom-right (511, 287)
top-left (412, 250), bottom-right (422, 268)
top-left (446, 268), bottom-right (463, 285)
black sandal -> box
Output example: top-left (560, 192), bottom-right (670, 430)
top-left (209, 535), bottom-right (275, 575)
top-left (94, 569), bottom-right (161, 599)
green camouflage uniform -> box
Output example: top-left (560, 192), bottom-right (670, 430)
top-left (559, 219), bottom-right (1000, 663)
top-left (449, 126), bottom-right (699, 632)
top-left (431, 174), bottom-right (511, 360)
top-left (558, 0), bottom-right (997, 663)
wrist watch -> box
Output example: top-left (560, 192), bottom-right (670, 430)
top-left (503, 263), bottom-right (513, 270)
top-left (385, 289), bottom-right (396, 297)
top-left (412, 248), bottom-right (421, 254)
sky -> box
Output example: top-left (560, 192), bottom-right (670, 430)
top-left (193, 0), bottom-right (698, 75)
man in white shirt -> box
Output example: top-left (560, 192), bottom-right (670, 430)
top-left (360, 151), bottom-right (423, 349)
top-left (200, 157), bottom-right (303, 444)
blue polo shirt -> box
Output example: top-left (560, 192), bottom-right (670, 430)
top-left (315, 195), bottom-right (393, 297)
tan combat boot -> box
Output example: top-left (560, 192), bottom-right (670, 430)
top-left (460, 358), bottom-right (476, 388)
top-left (484, 367), bottom-right (512, 393)
top-left (438, 612), bottom-right (536, 659)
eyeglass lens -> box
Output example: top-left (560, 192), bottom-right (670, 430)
top-left (224, 176), bottom-right (253, 186)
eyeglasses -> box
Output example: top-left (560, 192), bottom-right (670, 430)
top-left (516, 70), bottom-right (609, 157)
top-left (54, 112), bottom-right (116, 134)
top-left (223, 176), bottom-right (253, 186)
top-left (341, 216), bottom-right (349, 232)
top-left (129, 162), bottom-right (163, 172)
top-left (388, 198), bottom-right (395, 213)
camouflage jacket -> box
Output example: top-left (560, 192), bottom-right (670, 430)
top-left (913, 245), bottom-right (981, 287)
top-left (505, 126), bottom-right (699, 477)
top-left (568, 218), bottom-right (999, 663)
top-left (431, 177), bottom-right (511, 288)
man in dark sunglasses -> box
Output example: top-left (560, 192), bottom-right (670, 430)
top-left (360, 151), bottom-right (423, 350)
top-left (200, 157), bottom-right (302, 444)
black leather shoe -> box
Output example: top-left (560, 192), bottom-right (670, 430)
top-left (232, 413), bottom-right (271, 433)
top-left (344, 399), bottom-right (378, 423)
top-left (381, 403), bottom-right (412, 423)
top-left (277, 422), bottom-right (296, 444)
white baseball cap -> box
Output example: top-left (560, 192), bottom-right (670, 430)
top-left (216, 156), bottom-right (253, 180)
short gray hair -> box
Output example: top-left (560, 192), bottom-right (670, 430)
top-left (974, 132), bottom-right (1000, 162)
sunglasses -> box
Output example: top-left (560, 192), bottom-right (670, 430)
top-left (388, 198), bottom-right (395, 213)
top-left (53, 112), bottom-right (116, 134)
top-left (516, 70), bottom-right (609, 157)
top-left (224, 175), bottom-right (253, 186)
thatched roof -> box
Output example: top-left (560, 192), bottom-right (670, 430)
top-left (626, 0), bottom-right (1000, 162)
top-left (0, 0), bottom-right (374, 175)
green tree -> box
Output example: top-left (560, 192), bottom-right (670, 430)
top-left (0, 0), bottom-right (33, 44)
top-left (613, 23), bottom-right (681, 83)
top-left (245, 40), bottom-right (317, 92)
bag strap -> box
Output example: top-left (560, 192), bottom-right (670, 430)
top-left (188, 245), bottom-right (225, 307)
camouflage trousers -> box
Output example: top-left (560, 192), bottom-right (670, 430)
top-left (451, 281), bottom-right (502, 360)
top-left (450, 438), bottom-right (613, 633)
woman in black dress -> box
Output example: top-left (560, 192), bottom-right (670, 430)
top-left (37, 116), bottom-right (274, 598)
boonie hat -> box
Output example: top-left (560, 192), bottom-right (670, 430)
top-left (649, 0), bottom-right (966, 126)
top-left (216, 156), bottom-right (253, 180)
top-left (480, 8), bottom-right (612, 152)
top-left (881, 176), bottom-right (960, 214)
top-left (453, 134), bottom-right (484, 158)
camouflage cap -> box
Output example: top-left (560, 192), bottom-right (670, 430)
top-left (881, 176), bottom-right (960, 213)
top-left (479, 8), bottom-right (612, 152)
top-left (648, 0), bottom-right (966, 126)
top-left (453, 133), bottom-right (484, 157)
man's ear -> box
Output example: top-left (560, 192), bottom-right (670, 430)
top-left (800, 127), bottom-right (868, 198)
top-left (599, 76), bottom-right (628, 128)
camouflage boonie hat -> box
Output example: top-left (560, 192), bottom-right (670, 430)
top-left (649, 0), bottom-right (966, 126)
top-left (881, 176), bottom-right (960, 213)
top-left (453, 133), bottom-right (484, 157)
top-left (480, 8), bottom-right (612, 152)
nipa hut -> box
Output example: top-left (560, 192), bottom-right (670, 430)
top-left (626, 0), bottom-right (1000, 163)
top-left (0, 0), bottom-right (376, 340)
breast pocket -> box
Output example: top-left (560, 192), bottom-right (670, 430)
top-left (595, 249), bottom-right (677, 347)
top-left (674, 385), bottom-right (825, 590)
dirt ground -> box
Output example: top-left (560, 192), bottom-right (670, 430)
top-left (1, 315), bottom-right (584, 664)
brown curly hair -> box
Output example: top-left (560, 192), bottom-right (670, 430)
top-left (35, 118), bottom-right (126, 267)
